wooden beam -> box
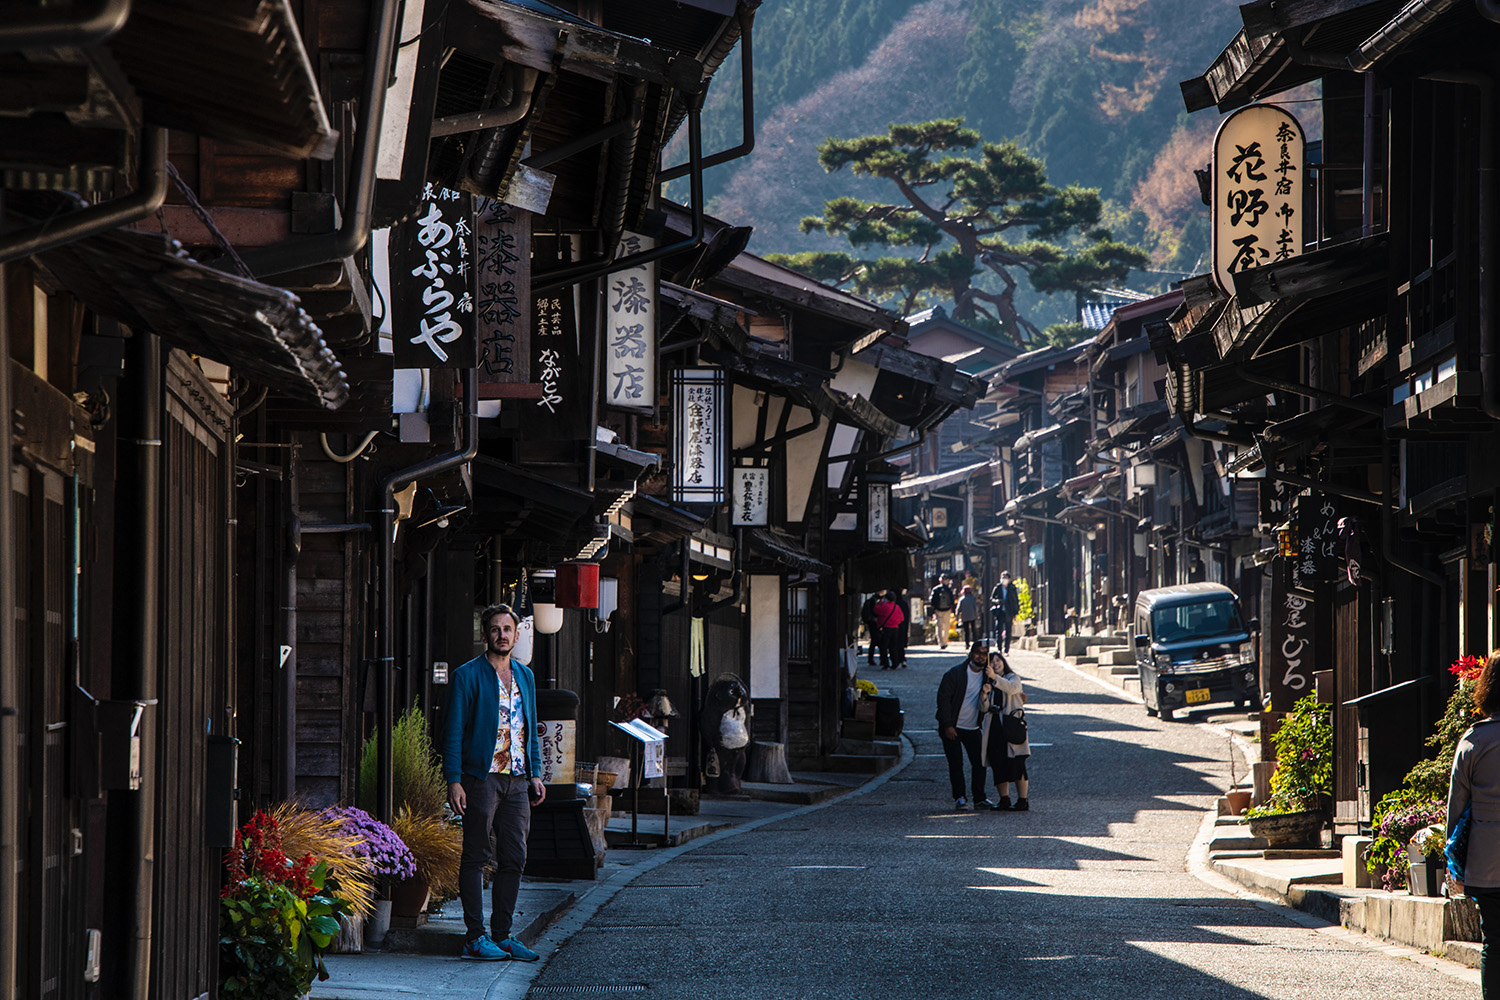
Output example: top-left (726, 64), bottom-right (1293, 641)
top-left (1240, 0), bottom-right (1381, 38)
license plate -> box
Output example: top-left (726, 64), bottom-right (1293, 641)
top-left (1185, 687), bottom-right (1211, 705)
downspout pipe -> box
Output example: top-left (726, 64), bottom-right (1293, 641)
top-left (1233, 366), bottom-right (1384, 414)
top-left (0, 0), bottom-right (129, 51)
top-left (0, 261), bottom-right (17, 1000)
top-left (429, 66), bottom-right (539, 137)
top-left (661, 539), bottom-right (693, 616)
top-left (1348, 0), bottom-right (1466, 73)
top-left (1421, 71), bottom-right (1496, 420)
top-left (120, 330), bottom-right (162, 1000)
top-left (1382, 423), bottom-right (1445, 585)
top-left (222, 0), bottom-right (402, 279)
top-left (659, 8), bottom-right (755, 181)
top-left (281, 456), bottom-right (300, 801)
top-left (531, 98), bottom-right (706, 295)
top-left (0, 125), bottom-right (166, 264)
top-left (374, 368), bottom-right (479, 822)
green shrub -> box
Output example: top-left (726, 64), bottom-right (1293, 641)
top-left (358, 703), bottom-right (448, 818)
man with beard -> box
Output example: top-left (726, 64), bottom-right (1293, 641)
top-left (936, 641), bottom-right (996, 810)
top-left (442, 604), bottom-right (546, 962)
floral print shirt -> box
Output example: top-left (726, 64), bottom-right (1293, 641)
top-left (490, 672), bottom-right (528, 776)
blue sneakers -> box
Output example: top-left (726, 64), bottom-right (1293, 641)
top-left (461, 935), bottom-right (507, 961)
top-left (495, 937), bottom-right (540, 962)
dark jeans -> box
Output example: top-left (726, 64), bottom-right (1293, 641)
top-left (459, 772), bottom-right (532, 943)
top-left (994, 614), bottom-right (1014, 653)
top-left (942, 726), bottom-right (986, 803)
top-left (1473, 886), bottom-right (1500, 997)
top-left (961, 619), bottom-right (978, 644)
top-left (876, 626), bottom-right (898, 668)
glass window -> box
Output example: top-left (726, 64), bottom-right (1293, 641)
top-left (1151, 598), bottom-right (1245, 642)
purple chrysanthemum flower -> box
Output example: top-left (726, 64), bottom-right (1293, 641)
top-left (321, 806), bottom-right (416, 880)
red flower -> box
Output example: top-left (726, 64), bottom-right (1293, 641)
top-left (1451, 655), bottom-right (1486, 682)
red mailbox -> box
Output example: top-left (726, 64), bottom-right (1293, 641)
top-left (555, 562), bottom-right (599, 608)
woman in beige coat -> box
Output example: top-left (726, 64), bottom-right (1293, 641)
top-left (1448, 649), bottom-right (1500, 997)
top-left (981, 652), bottom-right (1031, 811)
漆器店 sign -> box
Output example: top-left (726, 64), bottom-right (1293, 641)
top-left (866, 482), bottom-right (890, 543)
top-left (731, 467), bottom-right (769, 526)
top-left (672, 368), bottom-right (725, 505)
top-left (391, 185), bottom-right (477, 368)
top-left (474, 199), bottom-right (530, 384)
top-left (604, 233), bottom-right (656, 411)
top-left (1212, 104), bottom-right (1304, 296)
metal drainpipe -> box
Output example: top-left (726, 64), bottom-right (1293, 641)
top-left (1348, 0), bottom-right (1466, 73)
top-left (282, 455), bottom-right (299, 801)
top-left (0, 0), bottom-right (130, 51)
top-left (1422, 71), bottom-right (1497, 419)
top-left (661, 539), bottom-right (692, 616)
top-left (121, 329), bottom-right (162, 1000)
top-left (429, 66), bottom-right (539, 136)
top-left (0, 257), bottom-right (16, 1000)
top-left (374, 369), bottom-right (479, 822)
top-left (0, 125), bottom-right (166, 264)
top-left (1381, 424), bottom-right (1445, 585)
top-left (222, 0), bottom-right (402, 279)
top-left (531, 98), bottom-right (706, 295)
top-left (659, 8), bottom-right (755, 181)
top-left (1363, 73), bottom-right (1377, 237)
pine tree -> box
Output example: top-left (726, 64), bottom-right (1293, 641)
top-left (770, 118), bottom-right (1149, 343)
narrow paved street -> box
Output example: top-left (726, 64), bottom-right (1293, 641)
top-left (529, 644), bottom-right (1478, 1000)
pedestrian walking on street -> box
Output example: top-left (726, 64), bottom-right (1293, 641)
top-left (982, 652), bottom-right (1031, 811)
top-left (891, 587), bottom-right (911, 667)
top-left (928, 575), bottom-right (955, 649)
top-left (442, 604), bottom-right (546, 963)
top-left (956, 585), bottom-right (979, 645)
top-left (872, 590), bottom-right (905, 670)
top-left (989, 571), bottom-right (1021, 654)
top-left (937, 641), bottom-right (995, 810)
top-left (1447, 649), bottom-right (1500, 996)
top-left (860, 592), bottom-right (879, 667)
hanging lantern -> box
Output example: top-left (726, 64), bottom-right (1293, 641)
top-left (1275, 521), bottom-right (1299, 558)
top-left (531, 569), bottom-right (564, 634)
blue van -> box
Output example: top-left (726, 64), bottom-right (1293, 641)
top-left (1133, 583), bottom-right (1259, 721)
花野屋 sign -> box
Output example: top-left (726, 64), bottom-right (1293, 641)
top-left (731, 467), bottom-right (769, 526)
top-left (604, 233), bottom-right (656, 412)
top-left (1212, 104), bottom-right (1304, 296)
top-left (391, 185), bottom-right (477, 368)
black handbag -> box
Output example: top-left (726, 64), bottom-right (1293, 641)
top-left (1002, 709), bottom-right (1027, 744)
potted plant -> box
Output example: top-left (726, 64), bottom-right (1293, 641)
top-left (1244, 694), bottom-right (1331, 846)
top-left (219, 810), bottom-right (348, 999)
top-left (269, 802), bottom-right (377, 952)
top-left (1365, 654), bottom-right (1486, 889)
top-left (853, 679), bottom-right (879, 722)
top-left (1408, 825), bottom-right (1448, 897)
top-left (1225, 732), bottom-right (1252, 815)
top-left (1016, 580), bottom-right (1036, 636)
top-left (389, 806), bottom-right (463, 918)
top-left (321, 805), bottom-right (415, 943)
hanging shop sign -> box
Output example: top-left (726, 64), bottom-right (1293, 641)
top-left (1212, 104), bottom-right (1304, 296)
top-left (1291, 495), bottom-right (1340, 591)
top-left (731, 466), bottom-right (770, 526)
top-left (866, 481), bottom-right (890, 543)
top-left (604, 233), bottom-right (656, 412)
top-left (474, 199), bottom-right (531, 386)
top-left (1265, 570), bottom-right (1316, 712)
top-left (518, 235), bottom-right (583, 440)
top-left (672, 367), bottom-right (726, 505)
top-left (391, 185), bottom-right (477, 368)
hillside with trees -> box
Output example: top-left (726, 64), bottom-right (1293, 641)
top-left (676, 0), bottom-right (1252, 329)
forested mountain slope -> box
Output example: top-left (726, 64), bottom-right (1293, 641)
top-left (680, 0), bottom-right (1247, 291)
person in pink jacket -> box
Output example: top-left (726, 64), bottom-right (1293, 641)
top-left (871, 590), bottom-right (906, 671)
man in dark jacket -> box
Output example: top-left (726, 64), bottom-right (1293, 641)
top-left (990, 571), bottom-right (1021, 654)
top-left (936, 641), bottom-right (994, 810)
top-left (859, 593), bottom-right (879, 666)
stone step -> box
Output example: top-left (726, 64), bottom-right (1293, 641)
top-left (1099, 648), bottom-right (1137, 666)
top-left (1443, 940), bottom-right (1481, 969)
top-left (380, 887), bottom-right (578, 955)
top-left (833, 738), bottom-right (902, 757)
top-left (822, 753), bottom-right (899, 775)
top-left (1108, 665), bottom-right (1138, 676)
top-left (1072, 655), bottom-right (1098, 666)
top-left (1057, 634), bottom-right (1126, 656)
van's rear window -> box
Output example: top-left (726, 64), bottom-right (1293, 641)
top-left (1151, 598), bottom-right (1244, 642)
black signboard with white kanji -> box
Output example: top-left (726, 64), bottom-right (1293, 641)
top-left (515, 235), bottom-right (583, 440)
top-left (1290, 495), bottom-right (1340, 591)
top-left (391, 186), bottom-right (477, 369)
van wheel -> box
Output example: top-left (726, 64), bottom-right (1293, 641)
top-left (1160, 706), bottom-right (1176, 722)
top-left (1145, 705), bottom-right (1158, 718)
top-left (1234, 697), bottom-right (1247, 709)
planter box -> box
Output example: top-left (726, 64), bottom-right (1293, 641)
top-left (1245, 809), bottom-right (1324, 848)
top-left (853, 700), bottom-right (877, 722)
top-left (1409, 858), bottom-right (1446, 897)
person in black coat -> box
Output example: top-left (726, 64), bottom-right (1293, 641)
top-left (935, 641), bottom-right (994, 810)
top-left (891, 588), bottom-right (911, 668)
top-left (989, 571), bottom-right (1022, 654)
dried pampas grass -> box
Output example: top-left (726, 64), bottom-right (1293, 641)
top-left (391, 806), bottom-right (463, 896)
top-left (270, 801), bottom-right (378, 918)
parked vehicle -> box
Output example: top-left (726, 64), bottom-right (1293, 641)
top-left (1133, 583), bottom-right (1259, 721)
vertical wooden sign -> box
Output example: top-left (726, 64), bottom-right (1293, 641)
top-left (474, 199), bottom-right (531, 388)
top-left (391, 185), bottom-right (477, 368)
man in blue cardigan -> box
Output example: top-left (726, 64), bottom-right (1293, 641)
top-left (442, 604), bottom-right (545, 961)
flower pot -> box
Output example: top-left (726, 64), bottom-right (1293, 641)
top-left (390, 875), bottom-right (431, 918)
top-left (1225, 789), bottom-right (1252, 815)
top-left (1408, 858), bottom-right (1447, 897)
top-left (853, 700), bottom-right (877, 722)
top-left (365, 899), bottom-right (393, 947)
top-left (1245, 809), bottom-right (1324, 848)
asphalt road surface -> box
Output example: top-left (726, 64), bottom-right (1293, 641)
top-left (528, 644), bottom-right (1479, 1000)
